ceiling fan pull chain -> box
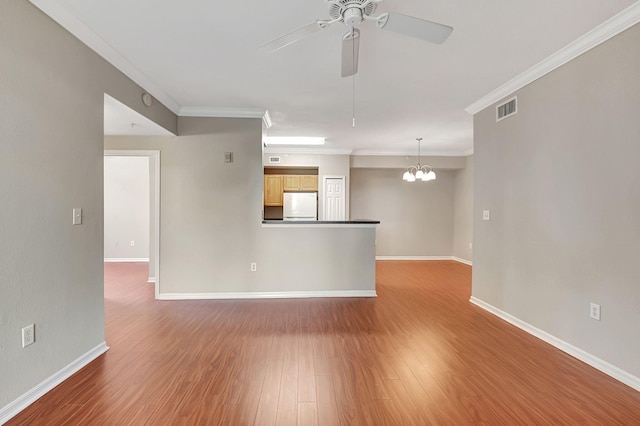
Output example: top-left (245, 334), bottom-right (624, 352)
top-left (352, 26), bottom-right (356, 128)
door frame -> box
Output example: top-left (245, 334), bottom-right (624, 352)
top-left (104, 150), bottom-right (161, 298)
top-left (322, 175), bottom-right (346, 221)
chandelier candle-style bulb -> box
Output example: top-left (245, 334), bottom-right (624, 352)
top-left (402, 137), bottom-right (436, 183)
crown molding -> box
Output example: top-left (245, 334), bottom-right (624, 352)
top-left (263, 147), bottom-right (353, 155)
top-left (351, 149), bottom-right (471, 157)
top-left (466, 2), bottom-right (640, 115)
top-left (29, 0), bottom-right (181, 114)
top-left (179, 106), bottom-right (267, 119)
top-left (262, 110), bottom-right (273, 129)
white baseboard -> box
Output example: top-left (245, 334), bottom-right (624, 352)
top-left (376, 256), bottom-right (452, 261)
top-left (0, 342), bottom-right (109, 424)
top-left (147, 277), bottom-right (156, 283)
top-left (376, 255), bottom-right (472, 266)
top-left (157, 290), bottom-right (377, 300)
top-left (469, 297), bottom-right (640, 392)
top-left (104, 258), bottom-right (149, 263)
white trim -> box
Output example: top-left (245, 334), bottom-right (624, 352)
top-left (375, 256), bottom-right (472, 266)
top-left (452, 257), bottom-right (473, 266)
top-left (104, 258), bottom-right (149, 263)
top-left (157, 290), bottom-right (377, 300)
top-left (376, 256), bottom-right (453, 261)
top-left (469, 297), bottom-right (640, 392)
top-left (351, 149), bottom-right (471, 157)
top-left (263, 147), bottom-right (353, 155)
top-left (466, 2), bottom-right (640, 115)
top-left (29, 1), bottom-right (180, 114)
top-left (262, 223), bottom-right (377, 229)
top-left (104, 150), bottom-right (161, 299)
top-left (179, 106), bottom-right (266, 118)
top-left (262, 110), bottom-right (273, 129)
top-left (0, 342), bottom-right (109, 424)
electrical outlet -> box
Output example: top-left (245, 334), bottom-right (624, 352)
top-left (72, 208), bottom-right (82, 225)
top-left (590, 303), bottom-right (601, 321)
top-left (130, 240), bottom-right (135, 247)
top-left (482, 210), bottom-right (491, 221)
top-left (250, 262), bottom-right (257, 272)
top-left (22, 324), bottom-right (35, 347)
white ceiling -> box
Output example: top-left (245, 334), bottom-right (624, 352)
top-left (33, 0), bottom-right (638, 154)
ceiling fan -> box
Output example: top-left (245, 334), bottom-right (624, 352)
top-left (259, 0), bottom-right (453, 77)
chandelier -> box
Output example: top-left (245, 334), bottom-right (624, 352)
top-left (402, 138), bottom-right (436, 182)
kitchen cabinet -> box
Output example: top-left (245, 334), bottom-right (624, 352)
top-left (264, 175), bottom-right (283, 206)
top-left (283, 175), bottom-right (318, 192)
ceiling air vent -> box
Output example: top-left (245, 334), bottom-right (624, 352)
top-left (496, 96), bottom-right (517, 122)
top-left (268, 156), bottom-right (281, 164)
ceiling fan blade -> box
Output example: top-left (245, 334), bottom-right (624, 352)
top-left (259, 22), bottom-right (324, 53)
top-left (341, 28), bottom-right (360, 78)
top-left (379, 12), bottom-right (453, 44)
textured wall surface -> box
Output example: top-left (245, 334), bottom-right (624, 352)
top-left (104, 156), bottom-right (150, 260)
top-left (350, 168), bottom-right (456, 256)
top-left (473, 23), bottom-right (640, 378)
top-left (453, 156), bottom-right (473, 262)
top-left (0, 0), bottom-right (175, 410)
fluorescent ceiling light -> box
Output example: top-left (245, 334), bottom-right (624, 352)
top-left (264, 137), bottom-right (325, 146)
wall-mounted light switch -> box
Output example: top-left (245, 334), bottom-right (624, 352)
top-left (72, 208), bottom-right (82, 225)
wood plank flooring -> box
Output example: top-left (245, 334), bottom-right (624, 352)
top-left (7, 261), bottom-right (640, 425)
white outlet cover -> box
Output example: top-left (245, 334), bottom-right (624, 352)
top-left (590, 303), bottom-right (601, 321)
top-left (22, 324), bottom-right (35, 347)
top-left (482, 210), bottom-right (491, 221)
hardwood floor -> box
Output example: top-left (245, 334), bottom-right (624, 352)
top-left (8, 261), bottom-right (640, 425)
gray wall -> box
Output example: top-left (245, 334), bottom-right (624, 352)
top-left (104, 156), bottom-right (150, 260)
top-left (0, 0), bottom-right (176, 410)
top-left (105, 121), bottom-right (376, 296)
top-left (453, 156), bottom-right (473, 262)
top-left (106, 118), bottom-right (264, 294)
top-left (350, 168), bottom-right (455, 256)
top-left (473, 24), bottom-right (640, 378)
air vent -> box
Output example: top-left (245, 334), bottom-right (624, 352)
top-left (496, 96), bottom-right (517, 122)
top-left (268, 156), bottom-right (281, 164)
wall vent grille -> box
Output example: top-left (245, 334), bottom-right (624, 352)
top-left (496, 96), bottom-right (517, 122)
top-left (268, 156), bottom-right (281, 164)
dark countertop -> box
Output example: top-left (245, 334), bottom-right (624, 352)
top-left (262, 219), bottom-right (380, 225)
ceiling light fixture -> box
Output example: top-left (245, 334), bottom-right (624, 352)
top-left (264, 136), bottom-right (325, 146)
top-left (402, 138), bottom-right (436, 182)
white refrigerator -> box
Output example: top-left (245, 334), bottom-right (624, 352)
top-left (283, 192), bottom-right (317, 221)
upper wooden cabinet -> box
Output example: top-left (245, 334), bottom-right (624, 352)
top-left (264, 175), bottom-right (283, 206)
top-left (283, 175), bottom-right (318, 192)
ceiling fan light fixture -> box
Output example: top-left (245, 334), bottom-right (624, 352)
top-left (403, 138), bottom-right (436, 183)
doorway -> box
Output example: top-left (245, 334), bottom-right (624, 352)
top-left (323, 176), bottom-right (346, 221)
top-left (104, 150), bottom-right (160, 298)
